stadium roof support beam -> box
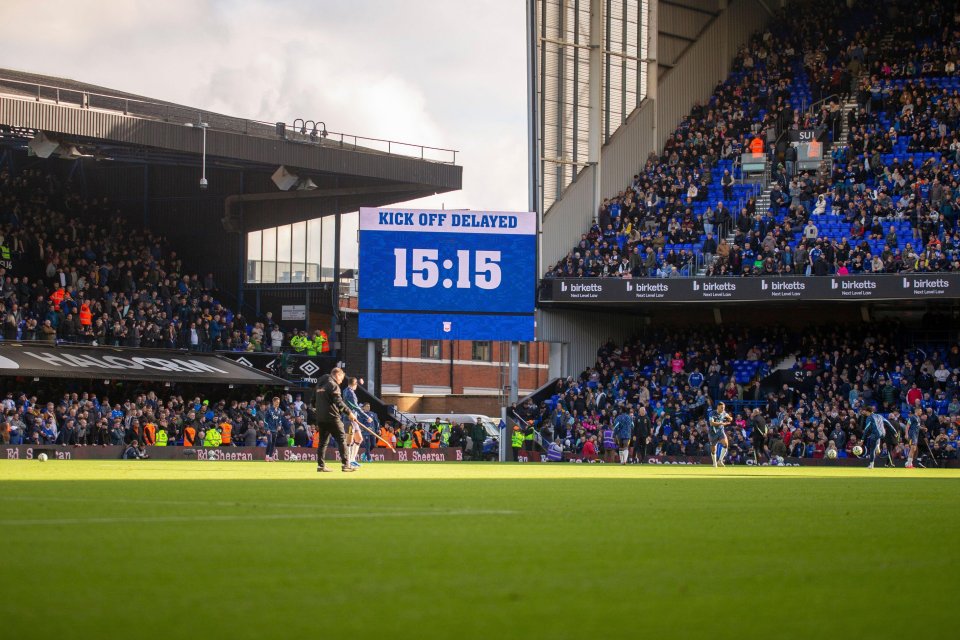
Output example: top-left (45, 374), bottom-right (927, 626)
top-left (588, 0), bottom-right (603, 229)
top-left (659, 0), bottom-right (719, 17)
top-left (648, 0), bottom-right (658, 167)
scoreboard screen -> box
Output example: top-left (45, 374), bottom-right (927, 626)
top-left (358, 208), bottom-right (536, 340)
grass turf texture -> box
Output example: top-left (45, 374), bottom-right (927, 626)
top-left (1, 462), bottom-right (958, 640)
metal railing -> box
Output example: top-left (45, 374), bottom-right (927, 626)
top-left (0, 76), bottom-right (458, 164)
top-left (804, 93), bottom-right (840, 120)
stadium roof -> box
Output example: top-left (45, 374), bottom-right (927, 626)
top-left (0, 67), bottom-right (462, 204)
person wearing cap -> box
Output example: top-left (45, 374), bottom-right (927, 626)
top-left (511, 424), bottom-right (523, 461)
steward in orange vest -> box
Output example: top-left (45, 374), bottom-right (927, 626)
top-left (50, 288), bottom-right (65, 310)
top-left (220, 421), bottom-right (233, 446)
top-left (79, 303), bottom-right (92, 327)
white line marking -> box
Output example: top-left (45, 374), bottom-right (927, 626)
top-left (0, 496), bottom-right (421, 510)
top-left (0, 510), bottom-right (517, 527)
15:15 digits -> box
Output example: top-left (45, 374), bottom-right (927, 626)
top-left (393, 249), bottom-right (502, 289)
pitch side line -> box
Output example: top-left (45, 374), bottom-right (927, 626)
top-left (0, 509), bottom-right (518, 527)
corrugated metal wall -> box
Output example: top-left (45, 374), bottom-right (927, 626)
top-left (0, 97), bottom-right (462, 191)
top-left (541, 164), bottom-right (597, 273)
top-left (538, 308), bottom-right (646, 376)
top-left (599, 98), bottom-right (655, 200)
top-left (657, 0), bottom-right (768, 151)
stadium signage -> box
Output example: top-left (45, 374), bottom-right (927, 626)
top-left (542, 273), bottom-right (960, 304)
top-left (219, 352), bottom-right (337, 384)
top-left (0, 445), bottom-right (471, 462)
top-left (0, 344), bottom-right (285, 385)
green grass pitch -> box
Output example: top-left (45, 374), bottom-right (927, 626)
top-left (1, 460), bottom-right (958, 640)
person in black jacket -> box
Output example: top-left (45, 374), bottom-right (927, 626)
top-left (311, 367), bottom-right (356, 473)
top-left (631, 406), bottom-right (652, 463)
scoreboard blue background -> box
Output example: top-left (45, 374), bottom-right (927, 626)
top-left (358, 208), bottom-right (536, 340)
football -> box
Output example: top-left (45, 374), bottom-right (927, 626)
top-left (852, 445), bottom-right (864, 457)
top-left (826, 449), bottom-right (837, 459)
top-left (37, 453), bottom-right (48, 462)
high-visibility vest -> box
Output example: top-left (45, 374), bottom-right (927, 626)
top-left (184, 426), bottom-right (196, 446)
top-left (378, 427), bottom-right (391, 447)
top-left (511, 430), bottom-right (524, 448)
top-left (429, 432), bottom-right (441, 448)
top-left (204, 427), bottom-right (222, 447)
top-left (750, 137), bottom-right (764, 154)
top-left (524, 429), bottom-right (535, 442)
top-left (412, 430), bottom-right (423, 448)
top-left (155, 429), bottom-right (168, 446)
top-left (79, 304), bottom-right (92, 326)
top-left (220, 422), bottom-right (232, 445)
top-left (51, 288), bottom-right (65, 310)
top-left (143, 423), bottom-right (156, 445)
top-left (0, 245), bottom-right (10, 260)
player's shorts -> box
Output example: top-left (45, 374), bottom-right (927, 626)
top-left (908, 429), bottom-right (919, 445)
top-left (615, 437), bottom-right (630, 449)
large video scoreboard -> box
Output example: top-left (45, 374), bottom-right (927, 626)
top-left (358, 208), bottom-right (536, 340)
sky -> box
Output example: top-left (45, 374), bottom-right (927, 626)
top-left (0, 0), bottom-right (529, 215)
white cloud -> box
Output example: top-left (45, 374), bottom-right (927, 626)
top-left (0, 0), bottom-right (527, 211)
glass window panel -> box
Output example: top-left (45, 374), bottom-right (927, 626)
top-left (471, 341), bottom-right (491, 362)
top-left (277, 224), bottom-right (292, 283)
top-left (261, 227), bottom-right (277, 283)
top-left (307, 219), bottom-right (322, 283)
top-left (339, 211), bottom-right (359, 276)
top-left (420, 340), bottom-right (441, 360)
top-left (291, 221), bottom-right (307, 283)
top-left (321, 216), bottom-right (336, 282)
top-left (246, 230), bottom-right (262, 283)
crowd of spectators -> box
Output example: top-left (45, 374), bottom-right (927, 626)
top-left (0, 387), bottom-right (491, 460)
top-left (516, 320), bottom-right (960, 464)
top-left (0, 165), bottom-right (292, 351)
top-left (545, 0), bottom-right (960, 280)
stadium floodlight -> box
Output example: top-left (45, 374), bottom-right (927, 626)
top-left (271, 165), bottom-right (299, 191)
top-left (27, 132), bottom-right (59, 158)
top-left (310, 121), bottom-right (328, 140)
top-left (185, 120), bottom-right (209, 189)
top-left (293, 118), bottom-right (328, 141)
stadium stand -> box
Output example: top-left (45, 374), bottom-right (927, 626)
top-left (516, 319), bottom-right (960, 465)
top-left (544, 0), bottom-right (960, 280)
top-left (0, 388), bottom-right (476, 461)
top-left (0, 164), bottom-right (283, 351)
